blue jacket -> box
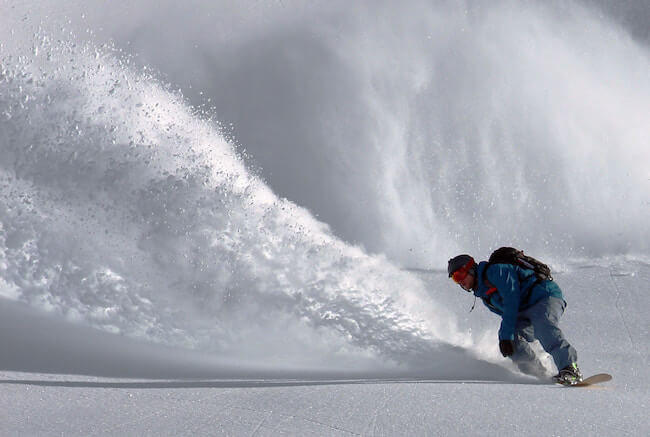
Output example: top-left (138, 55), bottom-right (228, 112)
top-left (473, 261), bottom-right (563, 341)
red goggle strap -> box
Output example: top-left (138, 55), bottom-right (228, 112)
top-left (460, 259), bottom-right (475, 273)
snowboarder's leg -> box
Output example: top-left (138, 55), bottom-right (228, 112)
top-left (527, 297), bottom-right (578, 371)
top-left (511, 318), bottom-right (548, 377)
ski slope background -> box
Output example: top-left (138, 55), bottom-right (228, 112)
top-left (1, 0), bottom-right (649, 435)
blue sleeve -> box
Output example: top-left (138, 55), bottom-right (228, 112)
top-left (486, 264), bottom-right (521, 341)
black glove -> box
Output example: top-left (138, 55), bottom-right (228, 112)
top-left (499, 339), bottom-right (515, 357)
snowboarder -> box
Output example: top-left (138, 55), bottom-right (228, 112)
top-left (447, 252), bottom-right (582, 384)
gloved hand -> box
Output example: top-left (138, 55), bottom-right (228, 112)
top-left (499, 339), bottom-right (515, 357)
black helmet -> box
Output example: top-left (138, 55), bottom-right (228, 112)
top-left (448, 254), bottom-right (475, 277)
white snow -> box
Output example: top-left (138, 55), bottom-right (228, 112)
top-left (1, 1), bottom-right (649, 436)
top-left (1, 262), bottom-right (648, 436)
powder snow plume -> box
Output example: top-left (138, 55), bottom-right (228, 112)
top-left (0, 31), bottom-right (473, 373)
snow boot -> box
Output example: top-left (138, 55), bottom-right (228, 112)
top-left (554, 363), bottom-right (583, 385)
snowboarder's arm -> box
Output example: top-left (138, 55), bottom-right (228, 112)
top-left (487, 264), bottom-right (521, 341)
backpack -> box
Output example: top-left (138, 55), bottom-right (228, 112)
top-left (485, 247), bottom-right (553, 282)
top-left (478, 247), bottom-right (553, 310)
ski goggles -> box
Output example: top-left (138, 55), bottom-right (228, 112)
top-left (451, 260), bottom-right (474, 284)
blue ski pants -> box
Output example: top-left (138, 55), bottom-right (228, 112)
top-left (511, 296), bottom-right (578, 372)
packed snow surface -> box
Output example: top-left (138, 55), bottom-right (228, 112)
top-left (1, 0), bottom-right (649, 435)
top-left (1, 262), bottom-right (648, 436)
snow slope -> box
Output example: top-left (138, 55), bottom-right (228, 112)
top-left (1, 0), bottom-right (649, 435)
top-left (1, 261), bottom-right (648, 436)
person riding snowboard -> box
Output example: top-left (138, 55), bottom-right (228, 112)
top-left (447, 251), bottom-right (582, 385)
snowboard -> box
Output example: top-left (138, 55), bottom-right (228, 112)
top-left (555, 373), bottom-right (612, 387)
